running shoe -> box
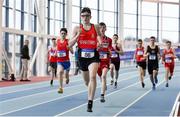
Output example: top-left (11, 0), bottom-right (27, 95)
top-left (152, 84), bottom-right (156, 90)
top-left (50, 80), bottom-right (53, 86)
top-left (100, 96), bottom-right (105, 103)
top-left (87, 101), bottom-right (93, 112)
top-left (114, 81), bottom-right (117, 88)
top-left (58, 88), bottom-right (63, 94)
top-left (165, 83), bottom-right (169, 87)
top-left (141, 82), bottom-right (145, 88)
top-left (168, 76), bottom-right (172, 80)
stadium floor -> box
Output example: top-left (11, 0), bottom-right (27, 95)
top-left (0, 62), bottom-right (180, 116)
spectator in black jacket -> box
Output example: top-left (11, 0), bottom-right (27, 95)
top-left (20, 39), bottom-right (30, 81)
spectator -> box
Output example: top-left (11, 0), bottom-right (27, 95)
top-left (20, 39), bottom-right (30, 81)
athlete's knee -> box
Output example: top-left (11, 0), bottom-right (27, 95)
top-left (90, 76), bottom-right (96, 82)
top-left (58, 70), bottom-right (64, 76)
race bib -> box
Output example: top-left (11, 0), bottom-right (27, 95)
top-left (102, 43), bottom-right (109, 48)
top-left (137, 51), bottom-right (143, 55)
top-left (165, 55), bottom-right (172, 63)
top-left (57, 51), bottom-right (66, 57)
top-left (111, 51), bottom-right (118, 58)
top-left (50, 52), bottom-right (55, 56)
top-left (100, 52), bottom-right (108, 59)
top-left (149, 54), bottom-right (156, 60)
top-left (81, 49), bottom-right (95, 58)
top-left (165, 59), bottom-right (172, 63)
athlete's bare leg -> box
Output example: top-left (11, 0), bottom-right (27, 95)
top-left (50, 67), bottom-right (56, 85)
top-left (165, 67), bottom-right (170, 87)
top-left (88, 62), bottom-right (99, 101)
top-left (110, 64), bottom-right (115, 85)
top-left (82, 71), bottom-right (89, 86)
top-left (101, 68), bottom-right (109, 95)
top-left (139, 67), bottom-right (145, 88)
top-left (57, 65), bottom-right (64, 93)
top-left (65, 70), bottom-right (70, 84)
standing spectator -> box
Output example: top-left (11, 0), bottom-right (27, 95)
top-left (20, 39), bottom-right (30, 81)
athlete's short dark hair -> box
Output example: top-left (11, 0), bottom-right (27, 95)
top-left (52, 38), bottom-right (56, 40)
top-left (81, 7), bottom-right (91, 14)
top-left (113, 34), bottom-right (118, 37)
top-left (166, 41), bottom-right (171, 44)
top-left (150, 36), bottom-right (156, 39)
top-left (137, 39), bottom-right (142, 42)
top-left (60, 28), bottom-right (67, 33)
top-left (99, 22), bottom-right (106, 27)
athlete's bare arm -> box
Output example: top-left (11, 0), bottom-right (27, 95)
top-left (94, 24), bottom-right (102, 47)
top-left (172, 48), bottom-right (177, 58)
top-left (144, 46), bottom-right (149, 59)
top-left (133, 49), bottom-right (136, 62)
top-left (69, 47), bottom-right (74, 54)
top-left (118, 43), bottom-right (124, 55)
top-left (161, 50), bottom-right (165, 63)
top-left (114, 43), bottom-right (123, 55)
top-left (157, 46), bottom-right (161, 60)
top-left (69, 26), bottom-right (81, 48)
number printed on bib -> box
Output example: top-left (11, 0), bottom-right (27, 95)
top-left (149, 54), bottom-right (156, 60)
top-left (57, 51), bottom-right (66, 57)
top-left (111, 51), bottom-right (118, 58)
top-left (100, 52), bottom-right (108, 59)
top-left (81, 49), bottom-right (95, 58)
top-left (137, 51), bottom-right (143, 55)
top-left (165, 55), bottom-right (172, 63)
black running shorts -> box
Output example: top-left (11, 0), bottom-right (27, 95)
top-left (78, 49), bottom-right (100, 71)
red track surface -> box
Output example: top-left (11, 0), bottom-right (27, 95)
top-left (0, 76), bottom-right (52, 87)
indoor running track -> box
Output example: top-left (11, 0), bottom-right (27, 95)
top-left (0, 62), bottom-right (180, 116)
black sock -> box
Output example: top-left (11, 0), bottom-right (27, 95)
top-left (88, 100), bottom-right (93, 104)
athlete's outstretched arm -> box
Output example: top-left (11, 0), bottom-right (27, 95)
top-left (69, 26), bottom-right (81, 48)
top-left (118, 43), bottom-right (124, 55)
top-left (144, 46), bottom-right (149, 59)
top-left (68, 46), bottom-right (74, 54)
top-left (172, 48), bottom-right (177, 58)
top-left (94, 24), bottom-right (102, 47)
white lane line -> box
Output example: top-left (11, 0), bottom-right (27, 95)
top-left (54, 78), bottom-right (149, 117)
top-left (54, 69), bottom-right (172, 116)
top-left (0, 77), bottom-right (82, 95)
top-left (113, 80), bottom-right (165, 117)
top-left (169, 91), bottom-right (180, 116)
top-left (0, 83), bottom-right (84, 104)
top-left (0, 67), bottom-right (134, 91)
top-left (0, 70), bottom-right (138, 98)
top-left (0, 86), bottom-right (87, 116)
top-left (0, 74), bottom-right (136, 116)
